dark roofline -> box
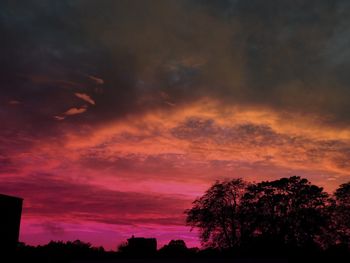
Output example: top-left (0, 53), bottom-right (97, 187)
top-left (0, 193), bottom-right (23, 200)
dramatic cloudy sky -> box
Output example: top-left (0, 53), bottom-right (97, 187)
top-left (1, 0), bottom-right (350, 250)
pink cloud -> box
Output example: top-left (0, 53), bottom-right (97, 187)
top-left (2, 103), bottom-right (350, 249)
top-left (88, 75), bottom-right (104, 85)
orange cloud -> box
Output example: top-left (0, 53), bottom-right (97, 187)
top-left (3, 99), bottom-right (350, 250)
top-left (64, 106), bottom-right (88, 116)
top-left (54, 99), bottom-right (349, 191)
top-left (75, 92), bottom-right (96, 105)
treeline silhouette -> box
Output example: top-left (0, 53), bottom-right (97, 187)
top-left (186, 176), bottom-right (350, 260)
top-left (14, 239), bottom-right (200, 262)
top-left (11, 176), bottom-right (350, 262)
top-left (16, 240), bottom-right (107, 262)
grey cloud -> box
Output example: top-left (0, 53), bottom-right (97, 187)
top-left (171, 117), bottom-right (350, 170)
top-left (171, 117), bottom-right (287, 147)
top-left (79, 152), bottom-right (205, 179)
top-left (1, 0), bottom-right (350, 143)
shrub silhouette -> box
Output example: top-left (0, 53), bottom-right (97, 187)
top-left (14, 240), bottom-right (105, 262)
top-left (159, 239), bottom-right (192, 257)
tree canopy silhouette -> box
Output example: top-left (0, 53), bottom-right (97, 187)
top-left (332, 182), bottom-right (350, 247)
top-left (242, 176), bottom-right (329, 248)
top-left (186, 176), bottom-right (349, 251)
top-left (185, 178), bottom-right (248, 249)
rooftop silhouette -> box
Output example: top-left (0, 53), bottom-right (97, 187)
top-left (118, 236), bottom-right (157, 256)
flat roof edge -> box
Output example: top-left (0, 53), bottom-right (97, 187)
top-left (0, 193), bottom-right (23, 200)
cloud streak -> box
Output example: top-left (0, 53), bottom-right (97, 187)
top-left (0, 173), bottom-right (190, 227)
top-left (75, 93), bottom-right (95, 105)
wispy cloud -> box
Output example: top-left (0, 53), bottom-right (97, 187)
top-left (54, 115), bottom-right (65, 121)
top-left (64, 106), bottom-right (88, 116)
top-left (88, 75), bottom-right (104, 85)
top-left (75, 92), bottom-right (96, 105)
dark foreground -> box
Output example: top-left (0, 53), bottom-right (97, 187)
top-left (73, 260), bottom-right (288, 263)
top-left (8, 256), bottom-right (348, 263)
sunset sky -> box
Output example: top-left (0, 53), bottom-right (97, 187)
top-left (1, 0), bottom-right (350, 250)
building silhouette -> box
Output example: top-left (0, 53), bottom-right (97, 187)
top-left (0, 194), bottom-right (23, 254)
top-left (126, 236), bottom-right (157, 255)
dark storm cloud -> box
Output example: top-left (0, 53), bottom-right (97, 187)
top-left (1, 0), bottom-right (350, 139)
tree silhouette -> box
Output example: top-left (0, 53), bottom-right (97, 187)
top-left (185, 178), bottom-right (248, 249)
top-left (242, 176), bottom-right (329, 248)
top-left (186, 176), bottom-right (331, 250)
top-left (332, 182), bottom-right (350, 247)
top-left (158, 240), bottom-right (191, 257)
